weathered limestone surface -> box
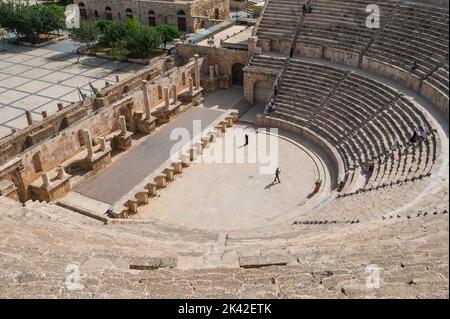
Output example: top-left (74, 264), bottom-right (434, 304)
top-left (0, 178), bottom-right (448, 298)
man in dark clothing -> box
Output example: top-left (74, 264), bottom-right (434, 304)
top-left (409, 127), bottom-right (418, 144)
top-left (244, 134), bottom-right (249, 146)
top-left (290, 47), bottom-right (294, 58)
top-left (410, 61), bottom-right (418, 74)
top-left (273, 167), bottom-right (281, 184)
top-left (302, 3), bottom-right (307, 15)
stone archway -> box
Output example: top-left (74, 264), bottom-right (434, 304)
top-left (177, 10), bottom-right (187, 32)
top-left (231, 62), bottom-right (245, 85)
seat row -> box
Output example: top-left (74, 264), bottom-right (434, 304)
top-left (272, 59), bottom-right (437, 189)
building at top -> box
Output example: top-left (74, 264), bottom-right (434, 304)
top-left (74, 0), bottom-right (230, 33)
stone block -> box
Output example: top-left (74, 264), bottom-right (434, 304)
top-left (135, 191), bottom-right (149, 205)
top-left (154, 175), bottom-right (167, 188)
top-left (145, 183), bottom-right (158, 196)
top-left (171, 162), bottom-right (183, 174)
top-left (163, 168), bottom-right (175, 182)
top-left (127, 199), bottom-right (138, 214)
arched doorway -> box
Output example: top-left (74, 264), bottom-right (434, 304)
top-left (78, 2), bottom-right (87, 19)
top-left (231, 63), bottom-right (244, 85)
top-left (105, 7), bottom-right (113, 20)
top-left (254, 80), bottom-right (272, 105)
top-left (148, 10), bottom-right (156, 26)
top-left (125, 8), bottom-right (133, 20)
top-left (177, 10), bottom-right (187, 32)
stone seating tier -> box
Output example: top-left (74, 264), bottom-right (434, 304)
top-left (272, 59), bottom-right (437, 189)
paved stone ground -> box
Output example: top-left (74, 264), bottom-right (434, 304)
top-left (203, 85), bottom-right (244, 110)
top-left (0, 40), bottom-right (142, 138)
top-left (198, 25), bottom-right (251, 46)
top-left (136, 125), bottom-right (323, 231)
top-left (75, 107), bottom-right (225, 204)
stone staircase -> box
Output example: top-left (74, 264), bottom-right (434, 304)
top-left (232, 98), bottom-right (254, 117)
top-left (0, 169), bottom-right (448, 298)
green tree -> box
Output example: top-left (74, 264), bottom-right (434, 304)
top-left (155, 24), bottom-right (180, 49)
top-left (96, 19), bottom-right (115, 33)
top-left (70, 19), bottom-right (99, 49)
top-left (111, 40), bottom-right (129, 70)
top-left (0, 2), bottom-right (26, 36)
top-left (45, 4), bottom-right (66, 35)
top-left (0, 3), bottom-right (65, 41)
top-left (125, 25), bottom-right (163, 57)
top-left (98, 21), bottom-right (126, 48)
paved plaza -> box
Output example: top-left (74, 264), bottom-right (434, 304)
top-left (0, 40), bottom-right (142, 138)
top-left (136, 125), bottom-right (323, 231)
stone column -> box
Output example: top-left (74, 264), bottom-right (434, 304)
top-left (194, 54), bottom-right (200, 90)
top-left (172, 85), bottom-right (177, 104)
top-left (41, 111), bottom-right (48, 119)
top-left (164, 87), bottom-right (170, 108)
top-left (115, 75), bottom-right (120, 82)
top-left (99, 137), bottom-right (107, 151)
top-left (57, 166), bottom-right (69, 180)
top-left (42, 172), bottom-right (51, 189)
top-left (209, 66), bottom-right (215, 80)
top-left (118, 116), bottom-right (127, 135)
top-left (189, 77), bottom-right (194, 95)
top-left (25, 111), bottom-right (33, 126)
top-left (57, 103), bottom-right (63, 111)
top-left (82, 129), bottom-right (94, 158)
top-left (105, 81), bottom-right (110, 88)
top-left (142, 80), bottom-right (151, 119)
top-left (214, 64), bottom-right (220, 77)
top-left (248, 36), bottom-right (258, 55)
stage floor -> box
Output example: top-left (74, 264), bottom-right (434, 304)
top-left (74, 107), bottom-right (225, 205)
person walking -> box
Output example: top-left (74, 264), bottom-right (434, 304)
top-left (302, 3), bottom-right (307, 15)
top-left (273, 167), bottom-right (281, 184)
top-left (409, 127), bottom-right (418, 144)
top-left (244, 134), bottom-right (249, 146)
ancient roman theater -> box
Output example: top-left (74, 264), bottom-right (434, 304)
top-left (0, 0), bottom-right (448, 298)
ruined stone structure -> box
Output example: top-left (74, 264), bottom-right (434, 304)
top-left (75, 0), bottom-right (230, 32)
top-left (0, 55), bottom-right (205, 208)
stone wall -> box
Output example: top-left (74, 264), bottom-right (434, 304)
top-left (0, 57), bottom-right (204, 202)
top-left (176, 43), bottom-right (249, 83)
top-left (0, 59), bottom-right (166, 165)
top-left (75, 0), bottom-right (230, 33)
top-left (243, 67), bottom-right (276, 104)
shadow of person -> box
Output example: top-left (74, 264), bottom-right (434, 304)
top-left (265, 180), bottom-right (280, 189)
top-left (306, 191), bottom-right (316, 199)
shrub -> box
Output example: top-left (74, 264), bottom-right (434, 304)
top-left (0, 3), bottom-right (65, 39)
top-left (125, 24), bottom-right (163, 57)
top-left (70, 19), bottom-right (99, 49)
top-left (98, 20), bottom-right (126, 48)
top-left (155, 24), bottom-right (180, 49)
